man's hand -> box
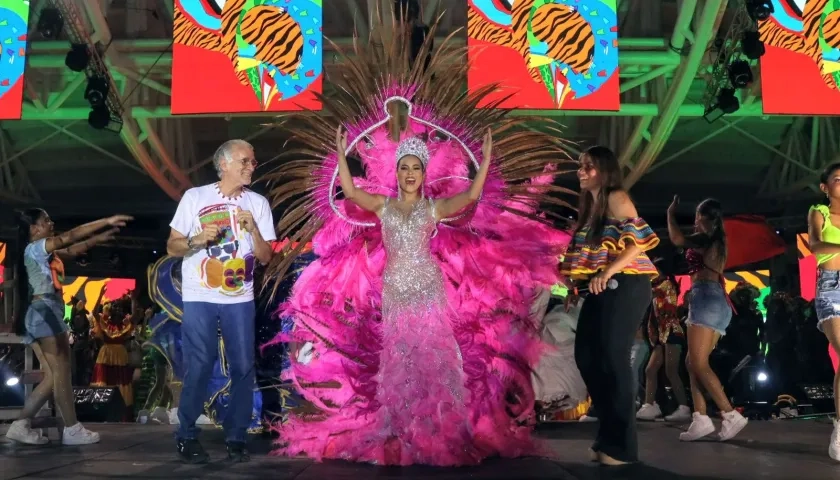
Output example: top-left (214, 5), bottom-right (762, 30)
top-left (192, 224), bottom-right (220, 248)
top-left (106, 215), bottom-right (134, 227)
top-left (237, 208), bottom-right (256, 233)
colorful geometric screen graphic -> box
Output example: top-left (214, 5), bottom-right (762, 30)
top-left (0, 2), bottom-right (29, 120)
top-left (797, 232), bottom-right (817, 300)
top-left (467, 0), bottom-right (619, 110)
top-left (61, 276), bottom-right (136, 320)
top-left (171, 0), bottom-right (323, 114)
top-left (758, 0), bottom-right (840, 114)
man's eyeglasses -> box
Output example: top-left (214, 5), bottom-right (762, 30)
top-left (235, 157), bottom-right (258, 168)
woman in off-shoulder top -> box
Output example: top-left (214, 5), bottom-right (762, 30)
top-left (560, 146), bottom-right (659, 466)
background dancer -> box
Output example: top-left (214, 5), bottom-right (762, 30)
top-left (667, 197), bottom-right (748, 442)
top-left (6, 209), bottom-right (131, 446)
top-left (561, 146), bottom-right (659, 466)
top-left (808, 162), bottom-right (840, 461)
top-left (166, 139), bottom-right (275, 463)
top-left (636, 259), bottom-right (691, 421)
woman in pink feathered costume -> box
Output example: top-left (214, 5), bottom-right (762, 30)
top-left (263, 16), bottom-right (576, 467)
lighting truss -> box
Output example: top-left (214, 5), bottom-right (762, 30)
top-left (45, 0), bottom-right (124, 132)
top-left (701, 0), bottom-right (756, 121)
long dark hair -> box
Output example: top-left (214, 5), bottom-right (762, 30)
top-left (820, 162), bottom-right (840, 185)
top-left (575, 145), bottom-right (624, 243)
top-left (697, 198), bottom-right (726, 259)
top-left (820, 162), bottom-right (840, 204)
top-left (13, 209), bottom-right (47, 335)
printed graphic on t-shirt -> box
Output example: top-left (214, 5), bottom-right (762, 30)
top-left (196, 204), bottom-right (255, 296)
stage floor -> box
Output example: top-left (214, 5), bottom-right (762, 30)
top-left (1, 418), bottom-right (838, 479)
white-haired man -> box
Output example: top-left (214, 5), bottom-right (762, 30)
top-left (166, 139), bottom-right (275, 463)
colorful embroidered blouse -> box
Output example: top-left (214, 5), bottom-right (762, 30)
top-left (560, 217), bottom-right (659, 279)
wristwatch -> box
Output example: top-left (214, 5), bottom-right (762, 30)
top-left (187, 235), bottom-right (195, 249)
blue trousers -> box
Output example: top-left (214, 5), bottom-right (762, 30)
top-left (177, 301), bottom-right (255, 443)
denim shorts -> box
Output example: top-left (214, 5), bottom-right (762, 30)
top-left (816, 269), bottom-right (840, 330)
top-left (23, 293), bottom-right (69, 344)
top-left (685, 280), bottom-right (732, 336)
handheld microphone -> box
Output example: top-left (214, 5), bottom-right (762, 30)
top-left (576, 278), bottom-right (619, 294)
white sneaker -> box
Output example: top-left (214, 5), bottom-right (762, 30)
top-left (636, 403), bottom-right (662, 420)
top-left (167, 407), bottom-right (179, 425)
top-left (664, 405), bottom-right (692, 422)
top-left (5, 419), bottom-right (48, 445)
top-left (136, 409), bottom-right (150, 424)
top-left (830, 419), bottom-right (840, 461)
top-left (62, 423), bottom-right (100, 445)
top-left (679, 412), bottom-right (715, 441)
top-left (718, 409), bottom-right (748, 441)
top-left (196, 414), bottom-right (214, 425)
top-left (151, 407), bottom-right (170, 425)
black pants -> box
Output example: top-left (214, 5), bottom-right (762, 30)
top-left (574, 273), bottom-right (652, 463)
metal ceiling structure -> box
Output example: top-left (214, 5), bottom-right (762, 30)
top-left (0, 0), bottom-right (826, 230)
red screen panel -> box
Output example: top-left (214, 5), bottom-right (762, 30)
top-left (758, 1), bottom-right (840, 115)
top-left (466, 0), bottom-right (619, 111)
top-left (171, 0), bottom-right (322, 114)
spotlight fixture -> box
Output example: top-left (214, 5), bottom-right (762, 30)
top-left (717, 88), bottom-right (740, 113)
top-left (745, 0), bottom-right (774, 22)
top-left (741, 31), bottom-right (766, 60)
top-left (5, 376), bottom-right (19, 387)
top-left (36, 7), bottom-right (64, 39)
top-left (703, 88), bottom-right (740, 123)
top-left (65, 44), bottom-right (90, 72)
top-left (727, 60), bottom-right (754, 88)
top-left (88, 104), bottom-right (111, 130)
top-left (84, 76), bottom-right (109, 107)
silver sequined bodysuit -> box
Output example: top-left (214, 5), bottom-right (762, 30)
top-left (373, 197), bottom-right (468, 445)
top-left (380, 198), bottom-right (446, 317)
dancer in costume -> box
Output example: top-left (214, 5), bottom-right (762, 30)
top-left (263, 15), bottom-right (574, 467)
top-left (636, 259), bottom-right (691, 422)
top-left (807, 162), bottom-right (840, 461)
top-left (560, 146), bottom-right (659, 466)
top-left (667, 197), bottom-right (748, 442)
top-left (6, 209), bottom-right (132, 445)
top-left (90, 301), bottom-right (136, 419)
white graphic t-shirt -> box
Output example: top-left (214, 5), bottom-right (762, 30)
top-left (169, 184), bottom-right (276, 304)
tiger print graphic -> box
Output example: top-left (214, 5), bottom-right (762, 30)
top-left (531, 4), bottom-right (595, 73)
top-left (173, 0), bottom-right (311, 110)
top-left (467, 0), bottom-right (599, 107)
top-left (240, 6), bottom-right (304, 75)
top-left (758, 0), bottom-right (840, 91)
